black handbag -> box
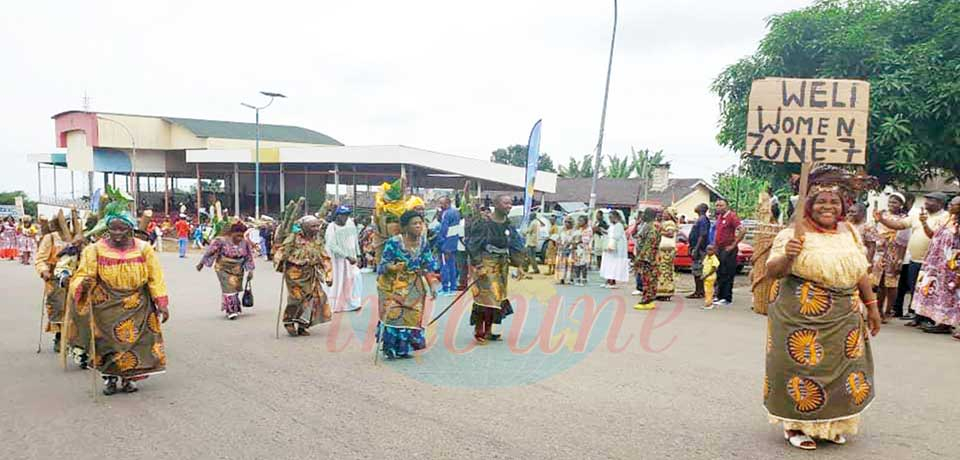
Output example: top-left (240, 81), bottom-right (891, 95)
top-left (241, 280), bottom-right (254, 308)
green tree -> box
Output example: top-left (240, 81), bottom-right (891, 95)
top-left (490, 144), bottom-right (556, 172)
top-left (712, 167), bottom-right (769, 219)
top-left (712, 0), bottom-right (960, 186)
top-left (604, 154), bottom-right (633, 178)
top-left (557, 156), bottom-right (582, 177)
top-left (0, 191), bottom-right (37, 216)
top-left (630, 148), bottom-right (665, 180)
top-left (558, 154), bottom-right (604, 178)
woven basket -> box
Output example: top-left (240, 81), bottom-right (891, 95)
top-left (750, 223), bottom-right (784, 315)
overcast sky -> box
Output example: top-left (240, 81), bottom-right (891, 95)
top-left (1, 0), bottom-right (813, 197)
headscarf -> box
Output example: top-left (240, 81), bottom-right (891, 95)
top-left (405, 196), bottom-right (425, 211)
top-left (335, 205), bottom-right (352, 216)
top-left (888, 192), bottom-right (906, 206)
top-left (105, 210), bottom-right (137, 229)
top-left (297, 215), bottom-right (319, 225)
top-left (382, 178), bottom-right (404, 202)
top-left (798, 164), bottom-right (879, 222)
top-left (400, 210), bottom-right (423, 227)
top-left (228, 221), bottom-right (247, 234)
top-left (663, 207), bottom-right (677, 222)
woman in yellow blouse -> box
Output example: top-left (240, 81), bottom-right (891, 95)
top-left (71, 210), bottom-right (170, 396)
top-left (764, 166), bottom-right (881, 450)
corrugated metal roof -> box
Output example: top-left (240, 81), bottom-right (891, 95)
top-left (544, 177), bottom-right (722, 206)
top-left (163, 117), bottom-right (342, 145)
top-left (51, 110), bottom-right (342, 146)
top-left (186, 145), bottom-right (559, 193)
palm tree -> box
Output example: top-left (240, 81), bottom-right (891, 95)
top-left (559, 154), bottom-right (605, 178)
top-left (558, 157), bottom-right (582, 178)
top-left (631, 148), bottom-right (665, 180)
top-left (604, 154), bottom-right (633, 178)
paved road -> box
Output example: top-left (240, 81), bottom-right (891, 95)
top-left (1, 253), bottom-right (956, 460)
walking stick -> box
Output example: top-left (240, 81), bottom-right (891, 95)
top-left (59, 295), bottom-right (70, 369)
top-left (427, 278), bottom-right (479, 327)
top-left (87, 291), bottom-right (99, 401)
top-left (36, 292), bottom-right (47, 354)
top-left (275, 263), bottom-right (286, 339)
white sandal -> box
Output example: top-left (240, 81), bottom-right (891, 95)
top-left (828, 435), bottom-right (847, 445)
top-left (784, 431), bottom-right (817, 450)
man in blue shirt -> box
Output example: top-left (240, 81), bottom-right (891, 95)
top-left (435, 197), bottom-right (462, 296)
top-left (685, 203), bottom-right (711, 299)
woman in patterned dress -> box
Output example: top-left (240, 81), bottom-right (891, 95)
top-left (869, 192), bottom-right (908, 320)
top-left (274, 215), bottom-right (333, 337)
top-left (1, 216), bottom-right (18, 260)
top-left (70, 210), bottom-right (170, 395)
top-left (196, 221), bottom-right (255, 320)
top-left (17, 216), bottom-right (39, 265)
top-left (764, 165), bottom-right (881, 450)
top-left (912, 196), bottom-right (960, 339)
top-left (554, 217), bottom-right (579, 284)
top-left (656, 208), bottom-right (678, 299)
top-left (466, 194), bottom-right (521, 344)
top-left (572, 215), bottom-right (593, 286)
top-left (632, 208), bottom-right (661, 310)
top-left (376, 210), bottom-right (439, 359)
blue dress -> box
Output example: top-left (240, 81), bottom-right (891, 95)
top-left (376, 236), bottom-right (439, 358)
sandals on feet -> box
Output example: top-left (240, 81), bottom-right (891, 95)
top-left (784, 431), bottom-right (817, 450)
top-left (284, 324), bottom-right (299, 337)
top-left (103, 378), bottom-right (119, 396)
top-left (121, 380), bottom-right (138, 393)
top-left (828, 435), bottom-right (846, 445)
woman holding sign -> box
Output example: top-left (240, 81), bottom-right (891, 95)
top-left (763, 165), bottom-right (881, 450)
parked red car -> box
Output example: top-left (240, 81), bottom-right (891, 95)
top-left (628, 223), bottom-right (753, 273)
top-left (675, 224), bottom-right (752, 273)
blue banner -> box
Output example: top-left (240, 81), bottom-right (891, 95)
top-left (521, 119), bottom-right (542, 230)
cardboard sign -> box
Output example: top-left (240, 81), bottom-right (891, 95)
top-left (746, 78), bottom-right (870, 164)
top-left (14, 196), bottom-right (24, 216)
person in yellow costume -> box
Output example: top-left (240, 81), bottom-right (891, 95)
top-left (71, 209), bottom-right (170, 396)
top-left (35, 217), bottom-right (69, 352)
top-left (373, 178), bottom-right (408, 265)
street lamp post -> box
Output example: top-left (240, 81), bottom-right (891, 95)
top-left (98, 115), bottom-right (139, 216)
top-left (588, 0), bottom-right (618, 213)
top-left (242, 91), bottom-right (286, 218)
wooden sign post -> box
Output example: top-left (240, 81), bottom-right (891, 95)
top-left (746, 77), bottom-right (871, 227)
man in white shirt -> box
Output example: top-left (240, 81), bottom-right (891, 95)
top-left (875, 192), bottom-right (951, 327)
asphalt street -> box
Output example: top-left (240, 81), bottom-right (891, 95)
top-left (0, 252), bottom-right (957, 460)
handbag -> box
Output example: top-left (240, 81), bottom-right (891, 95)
top-left (241, 280), bottom-right (254, 308)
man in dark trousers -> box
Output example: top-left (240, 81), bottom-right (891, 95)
top-left (435, 196), bottom-right (462, 296)
top-left (685, 203), bottom-right (711, 299)
top-left (259, 221), bottom-right (274, 261)
top-left (711, 199), bottom-right (743, 307)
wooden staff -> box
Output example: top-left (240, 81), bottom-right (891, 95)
top-left (789, 162), bottom-right (814, 269)
top-left (275, 262), bottom-right (286, 339)
top-left (87, 291), bottom-right (99, 401)
top-left (59, 295), bottom-right (70, 369)
top-left (35, 292), bottom-right (46, 353)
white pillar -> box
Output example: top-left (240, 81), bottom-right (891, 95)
top-left (279, 163), bottom-right (285, 210)
top-left (233, 163), bottom-right (240, 217)
top-left (333, 163), bottom-right (340, 204)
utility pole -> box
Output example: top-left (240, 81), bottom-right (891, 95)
top-left (588, 0), bottom-right (618, 212)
